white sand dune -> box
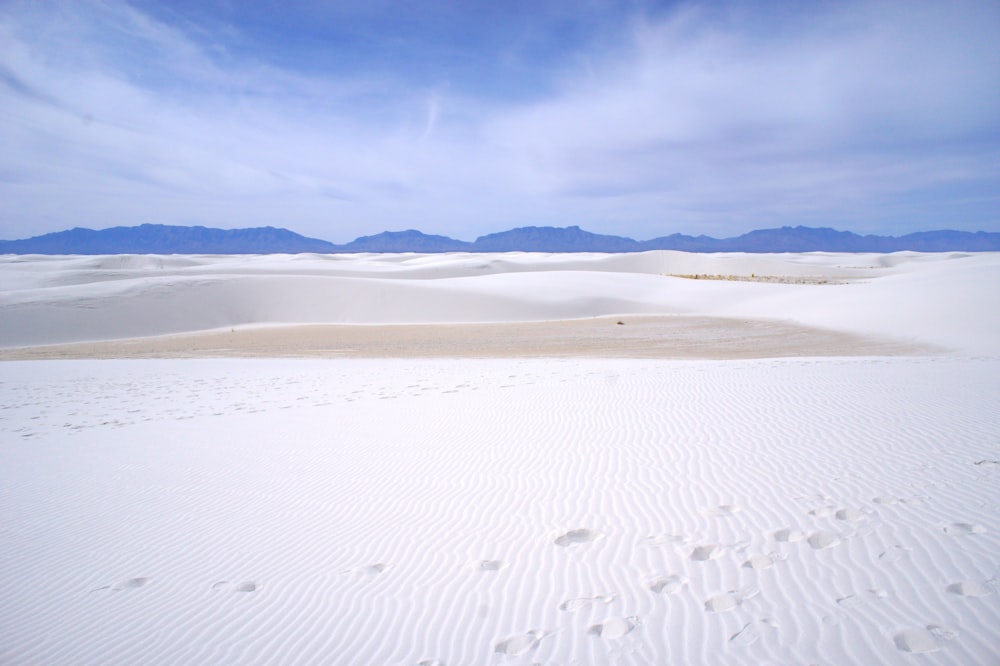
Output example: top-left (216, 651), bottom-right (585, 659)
top-left (2, 250), bottom-right (998, 354)
top-left (1, 251), bottom-right (999, 664)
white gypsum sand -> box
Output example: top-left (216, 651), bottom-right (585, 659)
top-left (0, 251), bottom-right (998, 665)
top-left (0, 250), bottom-right (998, 356)
top-left (1, 358), bottom-right (998, 665)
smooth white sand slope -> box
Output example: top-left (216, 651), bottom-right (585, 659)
top-left (1, 358), bottom-right (998, 664)
top-left (2, 251), bottom-right (999, 354)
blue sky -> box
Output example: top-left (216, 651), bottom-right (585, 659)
top-left (1, 0), bottom-right (998, 242)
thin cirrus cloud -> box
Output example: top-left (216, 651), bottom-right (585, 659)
top-left (487, 2), bottom-right (1000, 232)
top-left (0, 0), bottom-right (998, 243)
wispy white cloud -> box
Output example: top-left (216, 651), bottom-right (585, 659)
top-left (0, 0), bottom-right (997, 241)
top-left (484, 1), bottom-right (1000, 235)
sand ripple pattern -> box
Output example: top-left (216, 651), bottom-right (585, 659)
top-left (1, 357), bottom-right (998, 664)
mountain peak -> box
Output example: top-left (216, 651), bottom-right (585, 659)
top-left (1, 224), bottom-right (998, 254)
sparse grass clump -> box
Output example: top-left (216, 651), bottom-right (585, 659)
top-left (668, 274), bottom-right (843, 285)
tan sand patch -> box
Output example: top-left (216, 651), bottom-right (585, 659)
top-left (0, 315), bottom-right (933, 360)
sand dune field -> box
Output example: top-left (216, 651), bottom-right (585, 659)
top-left (1, 250), bottom-right (998, 664)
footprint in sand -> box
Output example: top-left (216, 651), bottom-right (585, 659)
top-left (494, 630), bottom-right (552, 657)
top-left (116, 577), bottom-right (149, 590)
top-left (742, 553), bottom-right (783, 570)
top-left (705, 594), bottom-right (739, 613)
top-left (836, 588), bottom-right (888, 608)
top-left (872, 496), bottom-right (899, 505)
top-left (943, 522), bottom-right (986, 536)
top-left (588, 616), bottom-right (640, 639)
top-left (772, 528), bottom-right (806, 543)
top-left (893, 625), bottom-right (957, 653)
top-left (472, 560), bottom-right (507, 572)
top-left (211, 581), bottom-right (258, 592)
top-left (343, 563), bottom-right (390, 577)
top-left (554, 528), bottom-right (602, 547)
top-left (729, 619), bottom-right (777, 646)
top-left (808, 506), bottom-right (837, 518)
top-left (559, 594), bottom-right (615, 611)
top-left (705, 586), bottom-right (758, 613)
top-left (690, 544), bottom-right (723, 561)
top-left (807, 530), bottom-right (841, 550)
top-left (646, 574), bottom-right (688, 594)
top-left (835, 508), bottom-right (867, 521)
top-left (92, 577), bottom-right (150, 592)
top-left (707, 505), bottom-right (742, 517)
top-left (644, 533), bottom-right (688, 546)
top-left (946, 580), bottom-right (992, 597)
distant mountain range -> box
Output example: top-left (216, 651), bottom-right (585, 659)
top-left (2, 223), bottom-right (999, 254)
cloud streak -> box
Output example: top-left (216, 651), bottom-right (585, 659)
top-left (1, 0), bottom-right (998, 242)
